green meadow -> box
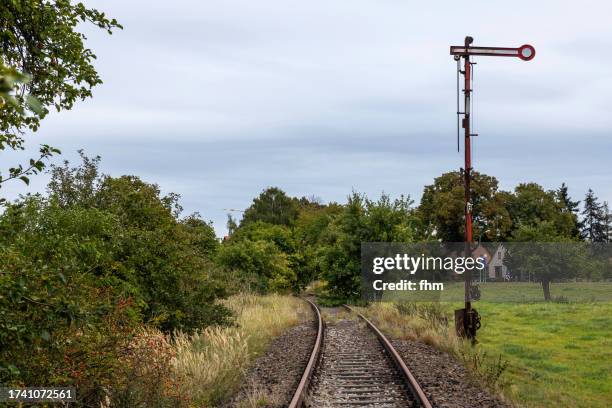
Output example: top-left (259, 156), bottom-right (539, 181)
top-left (460, 283), bottom-right (611, 407)
top-left (443, 281), bottom-right (612, 303)
top-left (379, 282), bottom-right (612, 407)
top-left (476, 300), bottom-right (611, 407)
top-left (381, 281), bottom-right (612, 303)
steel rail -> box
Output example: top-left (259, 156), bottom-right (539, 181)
top-left (343, 304), bottom-right (433, 408)
top-left (288, 298), bottom-right (323, 408)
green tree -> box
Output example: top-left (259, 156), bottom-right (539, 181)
top-left (0, 198), bottom-right (139, 397)
top-left (181, 213), bottom-right (220, 257)
top-left (47, 150), bottom-right (102, 208)
top-left (0, 1), bottom-right (120, 189)
top-left (603, 202), bottom-right (611, 243)
top-left (417, 170), bottom-right (511, 241)
top-left (506, 221), bottom-right (587, 301)
top-left (1, 153), bottom-right (232, 403)
top-left (216, 239), bottom-right (296, 292)
top-left (581, 189), bottom-right (606, 242)
top-left (241, 187), bottom-right (299, 227)
top-left (556, 182), bottom-right (582, 238)
top-left (506, 183), bottom-right (575, 238)
top-left (226, 213), bottom-right (238, 236)
top-left (292, 202), bottom-right (343, 288)
top-left (321, 193), bottom-right (416, 300)
top-left (231, 221), bottom-right (295, 253)
top-left (45, 154), bottom-right (232, 331)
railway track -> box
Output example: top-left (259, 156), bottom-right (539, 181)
top-left (289, 300), bottom-right (432, 408)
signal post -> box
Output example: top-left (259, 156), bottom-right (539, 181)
top-left (450, 37), bottom-right (535, 341)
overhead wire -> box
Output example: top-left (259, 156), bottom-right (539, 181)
top-left (471, 60), bottom-right (475, 161)
top-left (456, 58), bottom-right (461, 152)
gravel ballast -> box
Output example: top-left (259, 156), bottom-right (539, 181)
top-left (390, 339), bottom-right (511, 408)
top-left (227, 303), bottom-right (511, 408)
top-left (227, 317), bottom-right (317, 407)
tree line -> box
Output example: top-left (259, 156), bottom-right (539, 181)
top-left (221, 171), bottom-right (611, 302)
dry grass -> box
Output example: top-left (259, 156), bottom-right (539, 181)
top-left (235, 378), bottom-right (284, 408)
top-left (107, 294), bottom-right (309, 407)
top-left (172, 294), bottom-right (310, 406)
top-left (359, 302), bottom-right (510, 392)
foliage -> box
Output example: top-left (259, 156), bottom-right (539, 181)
top-left (47, 150), bottom-right (102, 207)
top-left (505, 221), bottom-right (596, 300)
top-left (0, 1), bottom-right (120, 188)
top-left (581, 189), bottom-right (607, 242)
top-left (181, 213), bottom-right (220, 257)
top-left (0, 200), bottom-right (140, 399)
top-left (417, 171), bottom-right (512, 241)
top-left (171, 294), bottom-right (309, 406)
top-left (230, 221), bottom-right (295, 253)
top-left (506, 183), bottom-right (575, 237)
top-left (0, 154), bottom-right (231, 403)
top-left (225, 199), bottom-right (342, 292)
top-left (240, 187), bottom-right (300, 227)
top-left (320, 192), bottom-right (416, 300)
top-left (291, 203), bottom-right (343, 289)
top-left (417, 172), bottom-right (579, 242)
top-left (47, 156), bottom-right (231, 331)
top-left (603, 202), bottom-right (612, 243)
top-left (217, 238), bottom-right (296, 292)
top-left (557, 182), bottom-right (582, 238)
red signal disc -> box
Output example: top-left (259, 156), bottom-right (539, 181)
top-left (518, 44), bottom-right (536, 61)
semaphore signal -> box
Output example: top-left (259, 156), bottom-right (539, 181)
top-left (450, 44), bottom-right (536, 60)
top-left (450, 36), bottom-right (535, 342)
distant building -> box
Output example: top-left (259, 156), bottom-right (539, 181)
top-left (487, 244), bottom-right (510, 280)
top-left (473, 244), bottom-right (510, 281)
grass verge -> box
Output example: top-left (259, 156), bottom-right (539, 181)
top-left (172, 294), bottom-right (310, 406)
top-left (360, 296), bottom-right (612, 408)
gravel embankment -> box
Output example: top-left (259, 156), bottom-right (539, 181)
top-left (305, 319), bottom-right (413, 407)
top-left (391, 339), bottom-right (511, 408)
top-left (227, 317), bottom-right (317, 407)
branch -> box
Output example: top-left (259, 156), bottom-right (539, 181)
top-left (0, 145), bottom-right (61, 186)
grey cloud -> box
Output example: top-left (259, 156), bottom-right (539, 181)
top-left (2, 0), bottom-right (611, 235)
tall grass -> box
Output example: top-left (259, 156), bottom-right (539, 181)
top-left (172, 294), bottom-right (309, 406)
top-left (360, 302), bottom-right (510, 391)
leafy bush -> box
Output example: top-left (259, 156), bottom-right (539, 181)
top-left (110, 328), bottom-right (185, 407)
top-left (319, 192), bottom-right (417, 300)
top-left (0, 154), bottom-right (232, 404)
top-left (217, 239), bottom-right (296, 292)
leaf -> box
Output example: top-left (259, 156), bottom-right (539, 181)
top-left (40, 330), bottom-right (50, 341)
top-left (19, 176), bottom-right (29, 185)
top-left (26, 95), bottom-right (43, 114)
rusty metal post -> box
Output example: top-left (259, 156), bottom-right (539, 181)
top-left (450, 36), bottom-right (535, 342)
top-left (458, 36), bottom-right (475, 341)
top-left (463, 37), bottom-right (476, 339)
top-left (463, 38), bottom-right (473, 310)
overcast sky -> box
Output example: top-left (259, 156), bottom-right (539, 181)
top-left (2, 0), bottom-right (611, 236)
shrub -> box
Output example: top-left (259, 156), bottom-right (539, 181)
top-left (110, 328), bottom-right (186, 407)
top-left (0, 154), bottom-right (233, 405)
top-left (217, 240), bottom-right (296, 293)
